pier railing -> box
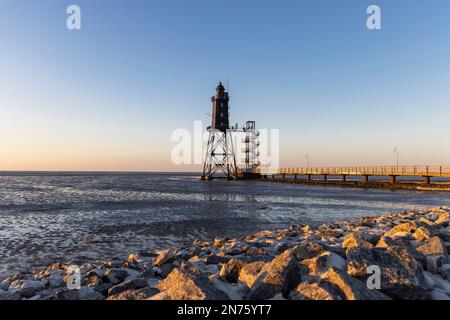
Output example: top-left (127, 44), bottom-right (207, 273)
top-left (256, 166), bottom-right (450, 178)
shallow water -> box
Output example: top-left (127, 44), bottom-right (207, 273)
top-left (0, 172), bottom-right (449, 276)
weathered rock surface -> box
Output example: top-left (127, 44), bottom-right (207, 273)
top-left (237, 261), bottom-right (266, 288)
top-left (157, 266), bottom-right (228, 300)
top-left (247, 249), bottom-right (302, 300)
top-left (107, 287), bottom-right (159, 300)
top-left (416, 236), bottom-right (448, 258)
top-left (346, 246), bottom-right (428, 299)
top-left (220, 259), bottom-right (245, 283)
top-left (321, 267), bottom-right (390, 300)
top-left (289, 279), bottom-right (344, 300)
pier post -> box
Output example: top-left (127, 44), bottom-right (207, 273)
top-left (282, 174), bottom-right (286, 180)
top-left (362, 175), bottom-right (369, 184)
top-left (423, 176), bottom-right (431, 185)
top-left (389, 175), bottom-right (397, 184)
top-left (294, 174), bottom-right (297, 180)
top-left (307, 174), bottom-right (312, 181)
top-left (323, 175), bottom-right (328, 181)
top-left (341, 175), bottom-right (347, 182)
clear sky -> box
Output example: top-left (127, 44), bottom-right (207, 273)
top-left (1, 0), bottom-right (450, 171)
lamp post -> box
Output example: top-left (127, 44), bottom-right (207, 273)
top-left (305, 154), bottom-right (310, 170)
top-left (393, 148), bottom-right (399, 167)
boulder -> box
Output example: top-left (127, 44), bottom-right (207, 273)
top-left (342, 233), bottom-right (373, 249)
top-left (53, 288), bottom-right (79, 300)
top-left (425, 255), bottom-right (447, 274)
top-left (9, 280), bottom-right (45, 298)
top-left (385, 222), bottom-right (417, 237)
top-left (147, 291), bottom-right (171, 300)
top-left (435, 212), bottom-right (449, 227)
top-left (289, 280), bottom-right (344, 300)
top-left (157, 266), bottom-right (228, 300)
top-left (416, 236), bottom-right (448, 258)
top-left (104, 268), bottom-right (129, 284)
top-left (247, 249), bottom-right (302, 300)
top-left (346, 246), bottom-right (428, 299)
top-left (238, 261), bottom-right (266, 288)
top-left (107, 287), bottom-right (159, 300)
top-left (107, 278), bottom-right (148, 296)
top-left (153, 248), bottom-right (177, 267)
top-left (300, 251), bottom-right (346, 276)
top-left (320, 267), bottom-right (390, 300)
top-left (439, 264), bottom-right (450, 280)
top-left (78, 287), bottom-right (105, 300)
top-left (429, 289), bottom-right (450, 300)
top-left (412, 227), bottom-right (431, 242)
top-left (220, 259), bottom-right (245, 283)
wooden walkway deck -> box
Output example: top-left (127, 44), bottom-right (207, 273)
top-left (256, 166), bottom-right (450, 184)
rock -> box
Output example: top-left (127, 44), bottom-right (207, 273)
top-left (0, 279), bottom-right (11, 291)
top-left (154, 247), bottom-right (177, 267)
top-left (204, 254), bottom-right (228, 265)
top-left (376, 236), bottom-right (399, 248)
top-left (416, 236), bottom-right (448, 258)
top-left (78, 286), bottom-right (105, 300)
top-left (157, 266), bottom-right (228, 300)
top-left (238, 261), bottom-right (266, 288)
top-left (342, 233), bottom-right (374, 249)
top-left (247, 249), bottom-right (302, 300)
top-left (107, 278), bottom-right (148, 296)
top-left (0, 289), bottom-right (7, 300)
top-left (3, 292), bottom-right (22, 300)
top-left (107, 287), bottom-right (159, 300)
top-left (425, 255), bottom-right (447, 274)
top-left (213, 238), bottom-right (225, 247)
top-left (53, 288), bottom-right (79, 300)
top-left (87, 268), bottom-right (105, 278)
top-left (47, 274), bottom-right (64, 288)
top-left (413, 227), bottom-right (431, 242)
top-left (439, 264), bottom-right (450, 280)
top-left (301, 251), bottom-right (346, 275)
top-left (155, 263), bottom-right (176, 278)
top-left (147, 291), bottom-right (171, 300)
top-left (104, 268), bottom-right (129, 284)
top-left (211, 280), bottom-right (244, 300)
top-left (435, 212), bottom-right (449, 227)
top-left (289, 280), bottom-right (345, 300)
top-left (429, 289), bottom-right (450, 300)
top-left (423, 271), bottom-right (436, 288)
top-left (147, 278), bottom-right (161, 288)
top-left (346, 246), bottom-right (427, 299)
top-left (385, 222), bottom-right (417, 237)
top-left (94, 282), bottom-right (113, 296)
top-left (320, 267), bottom-right (390, 300)
top-left (431, 274), bottom-right (450, 293)
top-left (220, 259), bottom-right (245, 283)
top-left (291, 245), bottom-right (310, 260)
top-left (9, 280), bottom-right (45, 298)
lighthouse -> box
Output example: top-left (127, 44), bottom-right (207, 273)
top-left (201, 82), bottom-right (238, 180)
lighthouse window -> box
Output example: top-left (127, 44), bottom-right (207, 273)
top-left (220, 112), bottom-right (224, 117)
top-left (220, 102), bottom-right (224, 107)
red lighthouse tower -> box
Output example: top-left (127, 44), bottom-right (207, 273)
top-left (201, 82), bottom-right (237, 180)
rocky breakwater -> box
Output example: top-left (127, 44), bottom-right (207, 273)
top-left (1, 207), bottom-right (450, 300)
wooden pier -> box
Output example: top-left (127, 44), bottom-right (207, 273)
top-left (256, 165), bottom-right (450, 185)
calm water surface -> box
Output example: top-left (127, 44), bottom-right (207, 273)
top-left (1, 172), bottom-right (449, 275)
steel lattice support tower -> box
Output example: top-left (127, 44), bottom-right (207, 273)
top-left (201, 83), bottom-right (237, 180)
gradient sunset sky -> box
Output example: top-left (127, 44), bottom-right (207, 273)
top-left (1, 0), bottom-right (450, 172)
